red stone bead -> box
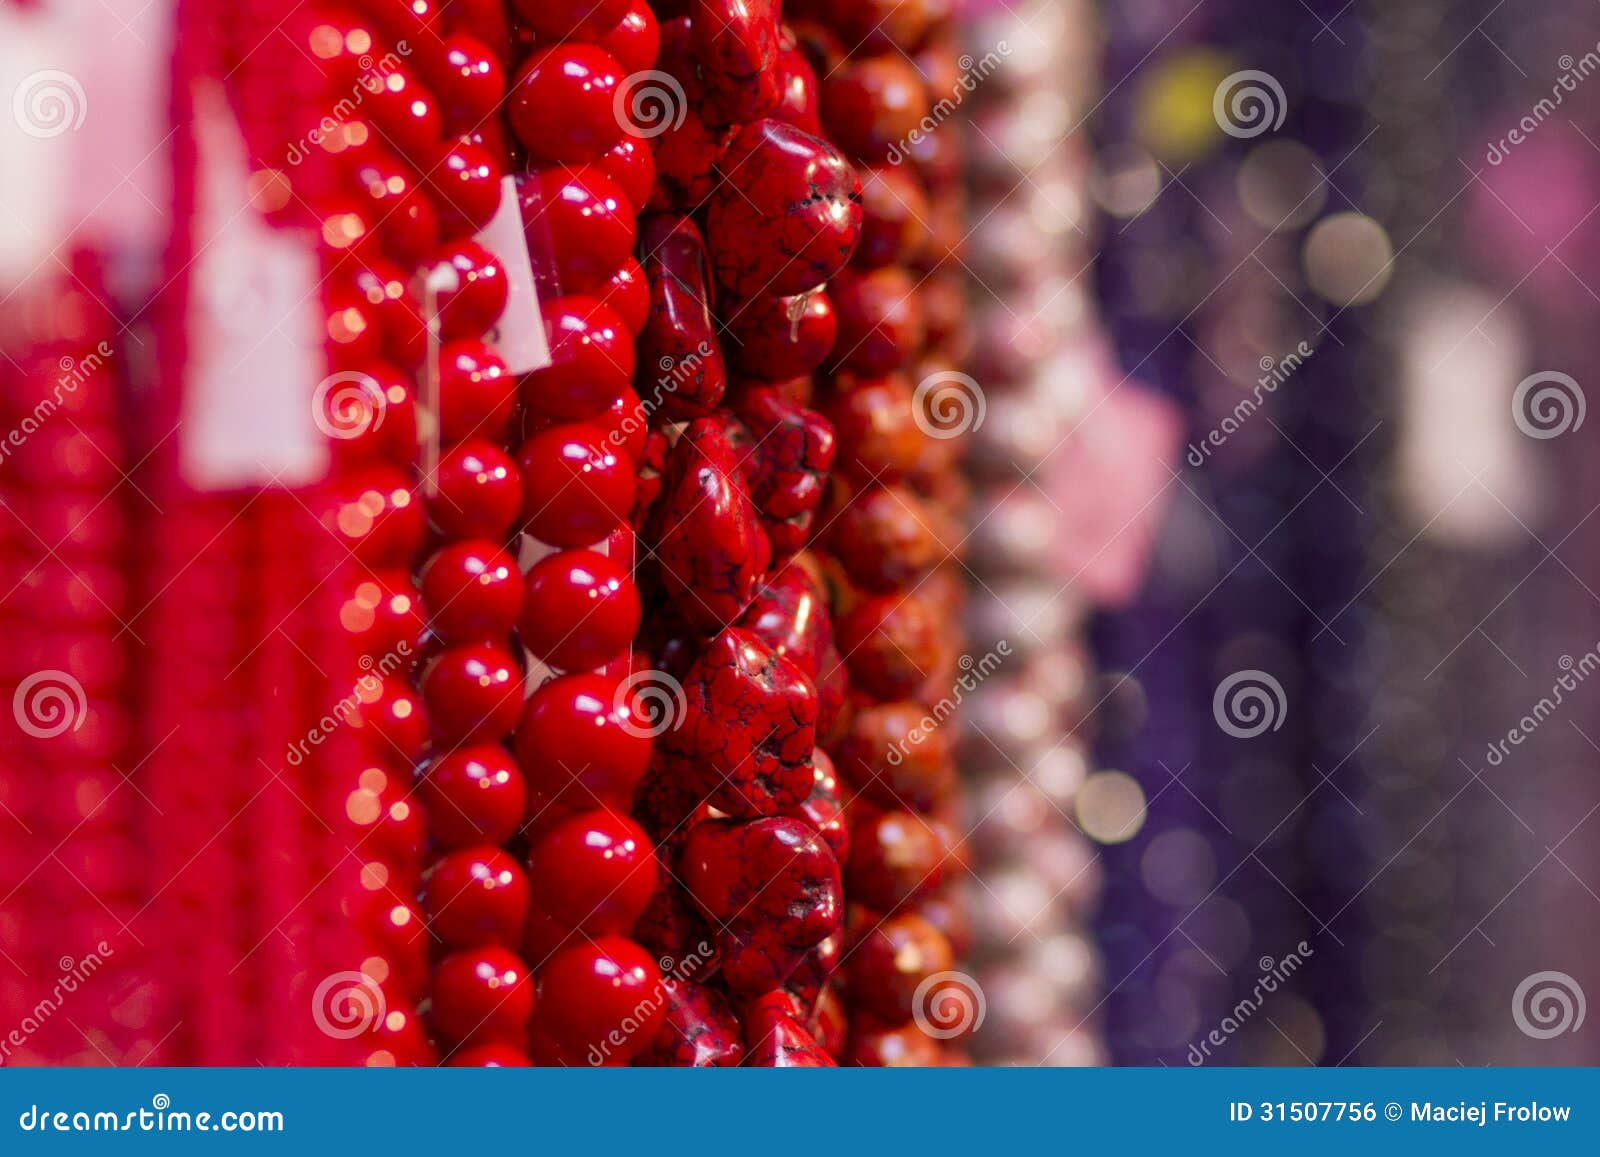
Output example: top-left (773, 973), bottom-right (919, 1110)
top-left (519, 548), bottom-right (640, 671)
top-left (828, 265), bottom-right (924, 375)
top-left (722, 288), bottom-right (836, 381)
top-left (427, 240), bottom-right (508, 341)
top-left (843, 1017), bottom-right (942, 1066)
top-left (790, 750), bottom-right (850, 864)
top-left (737, 562), bottom-right (834, 683)
top-left (340, 261), bottom-right (424, 367)
top-left (636, 215), bottom-right (726, 417)
top-left (430, 439), bottom-right (522, 541)
top-left (419, 540), bottom-right (521, 645)
top-left (326, 470), bottom-right (424, 566)
top-left (836, 591), bottom-right (942, 699)
top-left (835, 699), bottom-right (955, 812)
top-left (430, 33), bottom-right (506, 129)
top-left (354, 676), bottom-right (430, 763)
top-left (692, 0), bottom-right (782, 125)
top-left (522, 167), bottom-right (637, 294)
top-left (597, 0), bottom-right (660, 76)
top-left (438, 339), bottom-right (514, 443)
top-left (818, 55), bottom-right (930, 165)
top-left (362, 996), bottom-right (435, 1066)
top-left (846, 807), bottom-right (947, 911)
top-left (512, 672), bottom-right (652, 814)
top-left (340, 570), bottom-right (424, 661)
top-left (420, 743), bottom-right (528, 850)
top-left (635, 978), bottom-right (744, 1066)
top-left (442, 0), bottom-right (512, 61)
top-left (681, 816), bottom-right (842, 993)
top-left (597, 257), bottom-right (649, 336)
top-left (593, 136), bottom-right (655, 217)
top-left (593, 387), bottom-right (649, 464)
top-left (363, 62), bottom-right (445, 167)
top-left (844, 910), bottom-right (953, 1024)
top-left (823, 372), bottom-right (923, 482)
top-left (511, 0), bottom-right (629, 41)
top-left (350, 149), bottom-right (440, 267)
top-left (429, 139), bottom-right (503, 236)
top-left (809, 0), bottom-right (939, 56)
top-left (509, 45), bottom-right (626, 167)
top-left (785, 929), bottom-right (841, 1014)
top-left (448, 1044), bottom-right (530, 1066)
top-left (726, 388), bottom-right (836, 560)
top-left (516, 423), bottom-right (635, 548)
top-left (706, 118), bottom-right (862, 298)
top-left (419, 643), bottom-right (523, 743)
top-left (826, 482), bottom-right (942, 592)
top-left (854, 165), bottom-right (932, 268)
top-left (526, 808), bottom-right (656, 934)
top-left (519, 295), bottom-right (634, 422)
top-left (741, 989), bottom-right (836, 1066)
top-left (773, 36), bottom-right (822, 135)
top-left (422, 845), bottom-right (529, 949)
top-left (533, 936), bottom-right (665, 1063)
top-left (649, 419), bottom-right (769, 630)
top-left (430, 946), bottom-right (534, 1046)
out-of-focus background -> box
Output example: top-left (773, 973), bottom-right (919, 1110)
top-left (1070, 0), bottom-right (1600, 1064)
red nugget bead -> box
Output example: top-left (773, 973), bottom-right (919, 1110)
top-left (828, 265), bottom-right (924, 375)
top-left (706, 119), bottom-right (862, 298)
top-left (636, 214), bottom-right (726, 417)
top-left (635, 978), bottom-right (744, 1066)
top-left (509, 45), bottom-right (625, 167)
top-left (844, 911), bottom-right (954, 1024)
top-left (422, 846), bottom-right (529, 949)
top-left (692, 0), bottom-right (782, 125)
top-left (649, 419), bottom-right (769, 631)
top-left (526, 808), bottom-right (657, 934)
top-left (681, 817), bottom-right (842, 993)
top-left (419, 540), bottom-right (521, 645)
top-left (836, 591), bottom-right (943, 699)
top-left (657, 627), bottom-right (818, 817)
top-left (519, 549), bottom-right (640, 671)
top-left (846, 807), bottom-right (948, 911)
top-left (722, 288), bottom-right (836, 381)
top-left (430, 947), bottom-right (534, 1046)
top-left (419, 643), bottom-right (523, 742)
top-left (534, 936), bottom-right (666, 1063)
top-left (517, 423), bottom-right (635, 548)
top-left (742, 990), bottom-right (837, 1066)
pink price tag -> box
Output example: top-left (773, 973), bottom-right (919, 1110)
top-left (1047, 379), bottom-right (1183, 609)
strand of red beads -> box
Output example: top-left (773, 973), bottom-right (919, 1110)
top-left (502, 0), bottom-right (671, 1068)
top-left (615, 0), bottom-right (869, 1066)
top-left (790, 0), bottom-right (980, 1066)
top-left (302, 0), bottom-right (525, 1065)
